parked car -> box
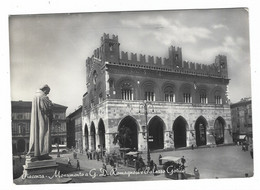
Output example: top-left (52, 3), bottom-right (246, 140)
top-left (51, 144), bottom-right (68, 154)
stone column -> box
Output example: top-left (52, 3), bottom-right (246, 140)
top-left (138, 131), bottom-right (146, 152)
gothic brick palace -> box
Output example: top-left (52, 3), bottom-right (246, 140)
top-left (82, 33), bottom-right (233, 153)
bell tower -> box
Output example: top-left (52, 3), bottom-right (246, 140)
top-left (100, 33), bottom-right (120, 63)
top-left (169, 46), bottom-right (183, 69)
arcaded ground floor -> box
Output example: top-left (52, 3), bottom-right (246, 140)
top-left (82, 100), bottom-right (233, 153)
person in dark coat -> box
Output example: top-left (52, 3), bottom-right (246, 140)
top-left (149, 160), bottom-right (154, 172)
top-left (158, 154), bottom-right (162, 165)
top-left (181, 156), bottom-right (186, 166)
top-left (76, 160), bottom-right (80, 170)
top-left (194, 167), bottom-right (200, 179)
top-left (67, 157), bottom-right (72, 167)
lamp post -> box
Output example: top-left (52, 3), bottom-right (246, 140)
top-left (56, 124), bottom-right (61, 157)
top-left (140, 100), bottom-right (153, 166)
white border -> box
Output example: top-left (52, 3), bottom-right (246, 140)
top-left (1, 0), bottom-right (259, 190)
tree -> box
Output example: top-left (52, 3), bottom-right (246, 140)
top-left (113, 125), bottom-right (132, 148)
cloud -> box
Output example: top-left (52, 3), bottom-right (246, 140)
top-left (120, 16), bottom-right (212, 46)
top-left (212, 24), bottom-right (228, 30)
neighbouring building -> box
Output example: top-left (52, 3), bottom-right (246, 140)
top-left (82, 33), bottom-right (233, 154)
top-left (231, 97), bottom-right (252, 142)
top-left (11, 100), bottom-right (67, 155)
top-left (66, 106), bottom-right (83, 150)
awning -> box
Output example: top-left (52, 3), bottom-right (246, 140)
top-left (239, 135), bottom-right (246, 140)
top-left (125, 151), bottom-right (139, 156)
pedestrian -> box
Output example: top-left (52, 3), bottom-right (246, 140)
top-left (153, 163), bottom-right (158, 175)
top-left (76, 159), bottom-right (80, 170)
top-left (67, 157), bottom-right (72, 167)
top-left (194, 167), bottom-right (200, 179)
top-left (149, 160), bottom-right (154, 172)
top-left (191, 144), bottom-right (194, 150)
top-left (249, 144), bottom-right (253, 159)
top-left (158, 154), bottom-right (162, 165)
top-left (85, 148), bottom-right (89, 159)
top-left (89, 150), bottom-right (92, 160)
top-left (110, 157), bottom-right (115, 167)
top-left (135, 159), bottom-right (139, 172)
top-left (181, 156), bottom-right (186, 166)
top-left (102, 163), bottom-right (108, 176)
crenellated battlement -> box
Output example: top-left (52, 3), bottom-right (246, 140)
top-left (120, 51), bottom-right (166, 66)
top-left (101, 33), bottom-right (118, 41)
top-left (89, 33), bottom-right (229, 78)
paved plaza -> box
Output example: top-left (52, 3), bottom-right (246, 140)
top-left (13, 145), bottom-right (253, 184)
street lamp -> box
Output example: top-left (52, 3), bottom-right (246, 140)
top-left (139, 100), bottom-right (154, 166)
top-left (56, 124), bottom-right (61, 157)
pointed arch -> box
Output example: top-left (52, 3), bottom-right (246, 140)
top-left (98, 119), bottom-right (106, 149)
top-left (117, 115), bottom-right (139, 150)
top-left (214, 117), bottom-right (226, 145)
top-left (179, 83), bottom-right (193, 103)
top-left (115, 77), bottom-right (137, 100)
top-left (84, 124), bottom-right (89, 150)
top-left (195, 116), bottom-right (208, 146)
top-left (210, 86), bottom-right (225, 104)
top-left (173, 116), bottom-right (188, 148)
top-left (162, 82), bottom-right (176, 102)
top-left (148, 116), bottom-right (165, 150)
top-left (90, 122), bottom-right (96, 150)
top-left (141, 80), bottom-right (156, 101)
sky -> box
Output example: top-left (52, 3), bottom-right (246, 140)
top-left (9, 8), bottom-right (251, 115)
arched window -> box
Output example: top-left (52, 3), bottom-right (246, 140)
top-left (121, 82), bottom-right (133, 100)
top-left (164, 86), bottom-right (175, 102)
top-left (199, 89), bottom-right (208, 104)
top-left (143, 81), bottom-right (155, 101)
top-left (181, 84), bottom-right (192, 103)
top-left (214, 90), bottom-right (222, 104)
top-left (145, 91), bottom-right (155, 101)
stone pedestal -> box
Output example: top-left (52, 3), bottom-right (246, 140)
top-left (23, 156), bottom-right (58, 177)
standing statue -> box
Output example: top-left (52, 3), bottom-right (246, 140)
top-left (27, 84), bottom-right (53, 160)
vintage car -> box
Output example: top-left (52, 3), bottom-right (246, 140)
top-left (125, 151), bottom-right (140, 167)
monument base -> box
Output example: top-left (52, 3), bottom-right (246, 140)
top-left (23, 156), bottom-right (58, 177)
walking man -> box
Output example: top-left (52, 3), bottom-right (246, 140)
top-left (76, 159), bottom-right (80, 170)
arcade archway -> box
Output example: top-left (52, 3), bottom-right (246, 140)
top-left (195, 116), bottom-right (208, 146)
top-left (214, 117), bottom-right (225, 145)
top-left (117, 116), bottom-right (138, 150)
top-left (98, 119), bottom-right (106, 149)
top-left (90, 122), bottom-right (96, 150)
top-left (173, 116), bottom-right (187, 148)
top-left (148, 116), bottom-right (164, 150)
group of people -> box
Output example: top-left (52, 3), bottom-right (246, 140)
top-left (67, 157), bottom-right (81, 170)
top-left (134, 156), bottom-right (146, 172)
top-left (85, 145), bottom-right (104, 161)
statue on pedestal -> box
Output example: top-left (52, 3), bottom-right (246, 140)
top-left (27, 84), bottom-right (53, 161)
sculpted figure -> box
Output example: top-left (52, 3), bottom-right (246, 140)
top-left (27, 84), bottom-right (53, 159)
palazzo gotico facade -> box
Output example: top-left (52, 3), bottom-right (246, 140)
top-left (82, 33), bottom-right (233, 154)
